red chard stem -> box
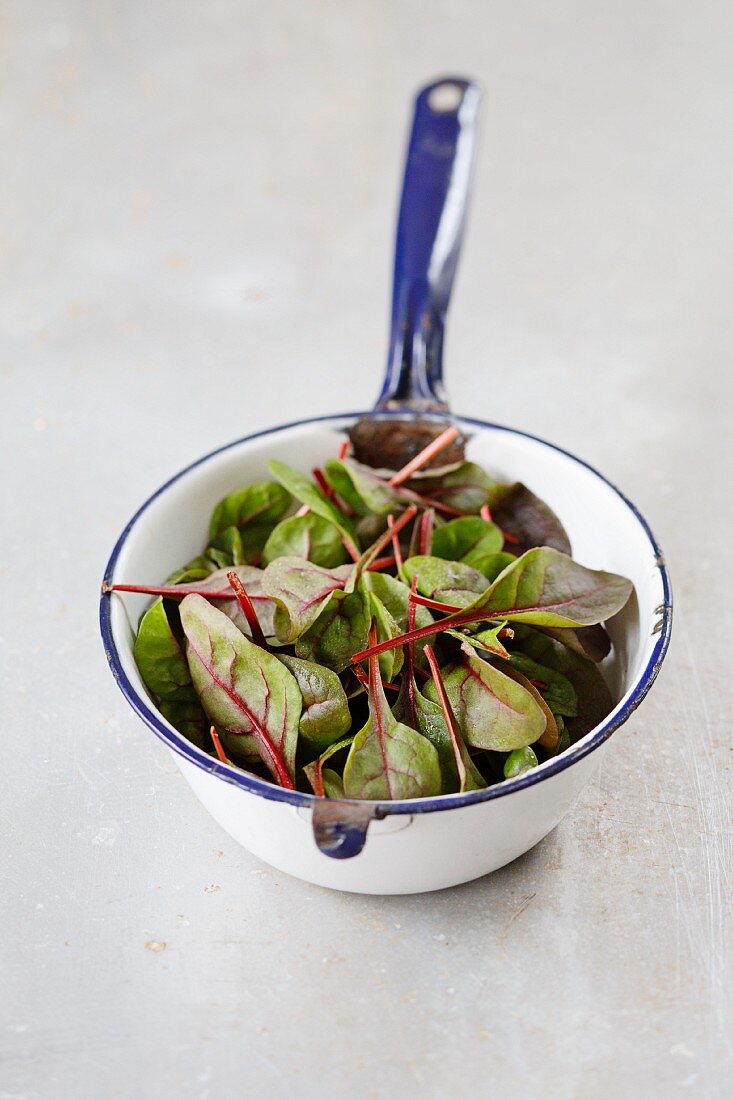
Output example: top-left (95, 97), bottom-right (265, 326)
top-left (367, 555), bottom-right (397, 571)
top-left (387, 513), bottom-right (404, 575)
top-left (312, 467), bottom-right (336, 502)
top-left (423, 645), bottom-right (466, 789)
top-left (409, 592), bottom-right (461, 614)
top-left (389, 426), bottom-right (460, 487)
top-left (210, 727), bottom-right (229, 764)
top-left (226, 571), bottom-right (269, 649)
top-left (103, 582), bottom-right (240, 601)
top-left (419, 508), bottom-right (434, 555)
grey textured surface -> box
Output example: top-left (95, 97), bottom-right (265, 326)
top-left (2, 2), bottom-right (732, 1097)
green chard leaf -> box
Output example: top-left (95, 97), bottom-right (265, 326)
top-left (268, 459), bottom-right (358, 551)
top-left (467, 551), bottom-right (516, 583)
top-left (187, 565), bottom-right (276, 638)
top-left (449, 620), bottom-right (510, 659)
top-left (499, 663), bottom-right (559, 750)
top-left (424, 642), bottom-right (547, 752)
top-left (359, 571), bottom-right (434, 635)
top-left (134, 598), bottom-right (198, 703)
top-left (504, 745), bottom-right (539, 778)
top-left (262, 513), bottom-right (348, 569)
top-left (324, 458), bottom-right (398, 516)
top-left (276, 654), bottom-right (351, 752)
top-left (508, 652), bottom-right (577, 717)
top-left (404, 555), bottom-right (488, 608)
top-left (303, 736), bottom-right (354, 797)
top-left (518, 629), bottom-right (614, 739)
top-left (165, 565), bottom-right (215, 585)
top-left (363, 584), bottom-right (404, 682)
top-left (157, 700), bottom-right (208, 748)
top-left (295, 588), bottom-right (371, 673)
top-left (431, 515), bottom-right (504, 563)
top-left (359, 570), bottom-right (434, 677)
top-left (179, 595), bottom-right (301, 786)
top-left (321, 769), bottom-right (346, 798)
top-left (400, 651), bottom-right (486, 794)
top-left (209, 480), bottom-right (291, 540)
top-left (343, 660), bottom-right (442, 801)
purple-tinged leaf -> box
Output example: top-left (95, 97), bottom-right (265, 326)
top-left (261, 557), bottom-right (352, 643)
top-left (424, 642), bottom-right (547, 752)
top-left (489, 482), bottom-right (571, 555)
top-left (343, 645), bottom-right (441, 801)
top-left (180, 595), bottom-right (301, 787)
top-left (463, 547), bottom-right (633, 628)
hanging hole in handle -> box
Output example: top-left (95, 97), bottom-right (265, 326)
top-left (427, 82), bottom-right (465, 114)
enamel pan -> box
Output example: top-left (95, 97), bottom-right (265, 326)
top-left (101, 79), bottom-right (672, 893)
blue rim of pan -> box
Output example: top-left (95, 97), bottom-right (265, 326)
top-left (100, 411), bottom-right (672, 817)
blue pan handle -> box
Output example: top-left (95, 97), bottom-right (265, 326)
top-left (375, 76), bottom-right (482, 413)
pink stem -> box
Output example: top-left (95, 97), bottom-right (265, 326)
top-left (227, 571), bottom-right (268, 649)
top-left (104, 582), bottom-right (241, 601)
top-left (409, 592), bottom-right (461, 614)
top-left (389, 426), bottom-right (460, 487)
top-left (210, 727), bottom-right (229, 764)
top-left (387, 513), bottom-right (404, 575)
top-left (423, 645), bottom-right (466, 786)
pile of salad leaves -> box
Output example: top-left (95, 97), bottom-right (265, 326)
top-left (112, 429), bottom-right (633, 800)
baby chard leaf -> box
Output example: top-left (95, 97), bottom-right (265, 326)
top-left (157, 700), bottom-right (208, 748)
top-left (423, 646), bottom-right (486, 793)
top-left (518, 629), bottom-right (613, 739)
top-left (461, 547), bottom-right (634, 628)
top-left (321, 769), bottom-right (345, 798)
top-left (209, 523), bottom-right (283, 567)
top-left (295, 588), bottom-right (371, 673)
top-left (508, 652), bottom-right (577, 717)
top-left (324, 458), bottom-right (398, 516)
top-left (404, 555), bottom-right (488, 608)
top-left (431, 516), bottom-right (503, 563)
top-left (499, 663), bottom-right (559, 750)
top-left (262, 513), bottom-right (348, 569)
top-left (303, 736), bottom-right (354, 797)
top-left (179, 595), bottom-right (301, 787)
top-left (467, 550), bottom-right (516, 583)
top-left (183, 565), bottom-right (277, 638)
top-left (536, 623), bottom-right (611, 663)
top-left (447, 621), bottom-right (510, 659)
top-left (276, 654), bottom-right (351, 752)
top-left (489, 482), bottom-right (571, 556)
top-left (362, 583), bottom-right (404, 682)
top-left (360, 570), bottom-right (433, 675)
top-left (504, 745), bottom-right (539, 779)
top-left (134, 598), bottom-right (198, 703)
top-left (268, 459), bottom-right (358, 553)
top-left (410, 461), bottom-right (499, 514)
top-left (209, 481), bottom-right (291, 540)
top-left (261, 558), bottom-right (351, 643)
top-left (343, 649), bottom-right (442, 801)
top-left (424, 642), bottom-right (547, 752)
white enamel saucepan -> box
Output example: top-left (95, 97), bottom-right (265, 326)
top-left (100, 78), bottom-right (672, 894)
